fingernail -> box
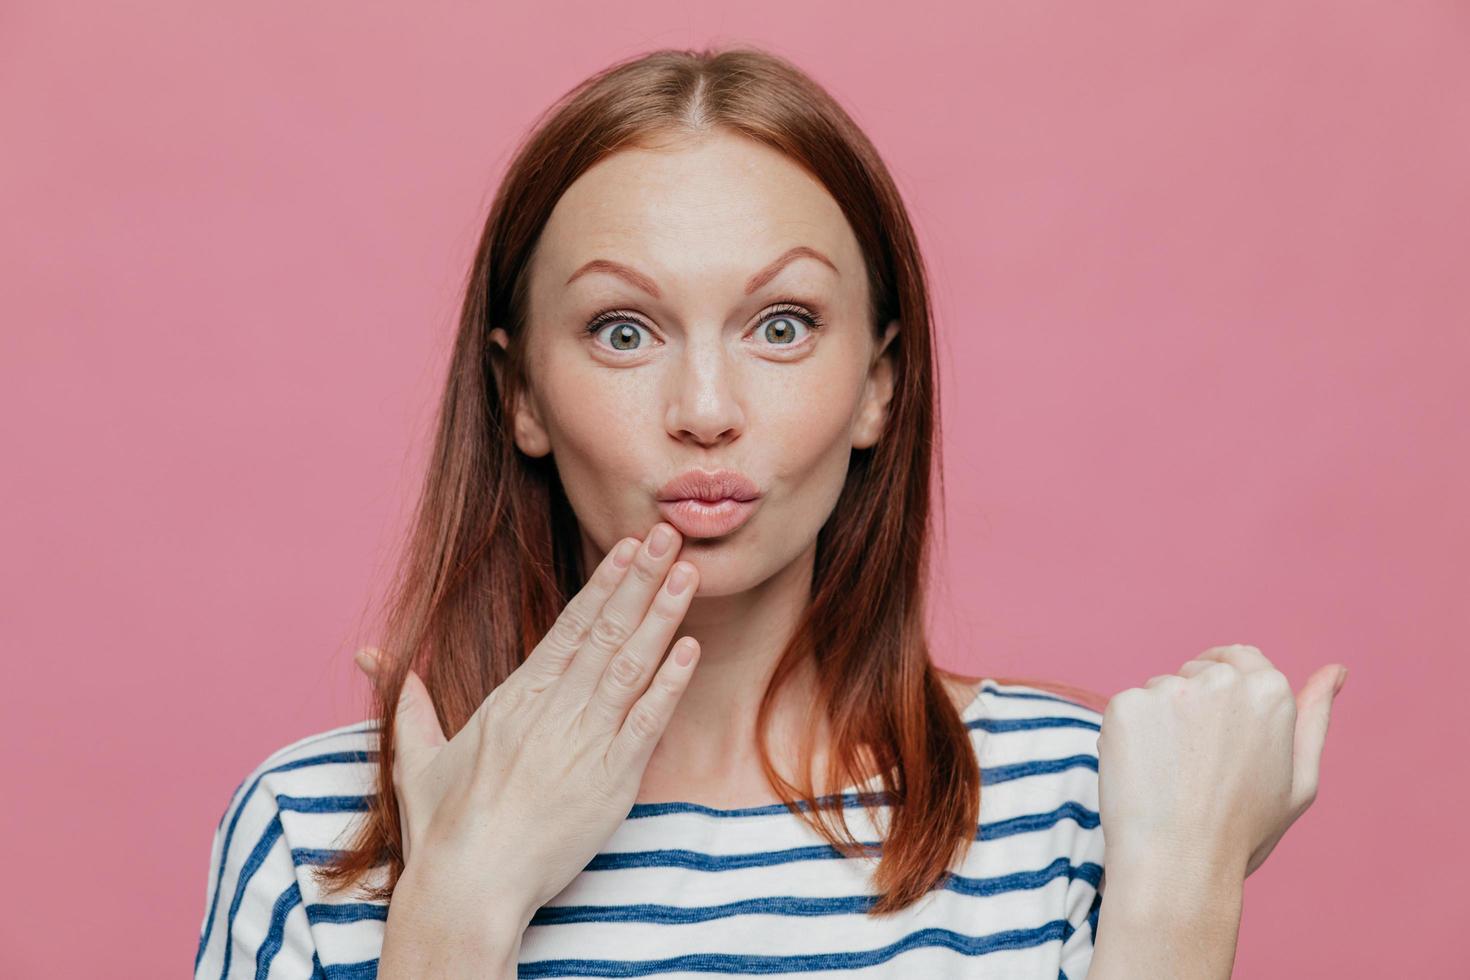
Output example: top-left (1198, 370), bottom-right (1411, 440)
top-left (354, 649), bottom-right (378, 676)
top-left (667, 562), bottom-right (692, 595)
top-left (613, 538), bottom-right (638, 568)
top-left (647, 524), bottom-right (675, 558)
top-left (1332, 666), bottom-right (1347, 694)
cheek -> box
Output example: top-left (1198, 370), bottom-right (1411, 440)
top-left (543, 365), bottom-right (647, 447)
top-left (771, 407), bottom-right (858, 525)
top-left (715, 374), bottom-right (858, 585)
top-left (538, 368), bottom-right (659, 528)
top-left (744, 370), bottom-right (864, 563)
top-left (760, 367), bottom-right (863, 480)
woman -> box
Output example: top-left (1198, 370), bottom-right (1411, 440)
top-left (194, 46), bottom-right (1345, 979)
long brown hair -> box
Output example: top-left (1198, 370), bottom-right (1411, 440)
top-left (311, 44), bottom-right (1105, 916)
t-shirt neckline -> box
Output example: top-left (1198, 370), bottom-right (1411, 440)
top-left (625, 679), bottom-right (989, 819)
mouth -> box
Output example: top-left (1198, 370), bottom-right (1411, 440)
top-left (655, 467), bottom-right (761, 504)
top-left (655, 496), bottom-right (760, 539)
top-left (654, 468), bottom-right (763, 539)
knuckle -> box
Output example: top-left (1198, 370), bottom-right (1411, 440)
top-left (629, 555), bottom-right (664, 585)
top-left (605, 651), bottom-right (644, 689)
top-left (1103, 687), bottom-right (1138, 719)
top-left (1155, 675), bottom-right (1185, 695)
top-left (655, 671), bottom-right (685, 699)
top-left (1248, 668), bottom-right (1291, 699)
top-left (1198, 661), bottom-right (1236, 687)
top-left (589, 613), bottom-right (631, 650)
top-left (597, 555), bottom-right (628, 586)
top-left (548, 613), bottom-right (586, 649)
top-left (626, 703), bottom-right (662, 741)
top-left (490, 681), bottom-right (524, 714)
top-left (648, 592), bottom-right (684, 623)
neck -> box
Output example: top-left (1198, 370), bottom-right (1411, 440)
top-left (639, 538), bottom-right (823, 803)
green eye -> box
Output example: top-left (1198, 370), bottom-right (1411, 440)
top-left (604, 321), bottom-right (645, 351)
top-left (755, 302), bottom-right (824, 346)
top-left (759, 314), bottom-right (806, 345)
top-left (582, 300), bottom-right (825, 354)
top-left (585, 314), bottom-right (650, 351)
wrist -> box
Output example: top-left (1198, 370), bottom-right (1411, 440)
top-left (1089, 865), bottom-right (1244, 980)
top-left (1104, 843), bottom-right (1245, 933)
top-left (399, 848), bottom-right (542, 926)
top-left (1107, 834), bottom-right (1245, 888)
top-left (383, 865), bottom-right (533, 978)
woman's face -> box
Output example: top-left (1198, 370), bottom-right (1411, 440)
top-left (494, 128), bottom-right (898, 597)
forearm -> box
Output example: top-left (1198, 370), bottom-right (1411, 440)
top-left (378, 911), bottom-right (523, 979)
top-left (1087, 849), bottom-right (1244, 980)
top-left (376, 867), bottom-right (532, 980)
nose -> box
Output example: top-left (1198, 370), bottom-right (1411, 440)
top-left (662, 331), bottom-right (746, 447)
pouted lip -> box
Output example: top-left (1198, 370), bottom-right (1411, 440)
top-left (655, 468), bottom-right (762, 503)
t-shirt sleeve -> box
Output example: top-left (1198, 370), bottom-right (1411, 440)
top-left (1057, 745), bottom-right (1106, 979)
top-left (193, 763), bottom-right (320, 979)
top-left (1057, 832), bottom-right (1104, 978)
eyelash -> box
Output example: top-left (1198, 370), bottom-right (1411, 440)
top-left (583, 300), bottom-right (826, 350)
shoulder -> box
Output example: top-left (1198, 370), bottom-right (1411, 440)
top-left (945, 676), bottom-right (1103, 847)
top-left (195, 720), bottom-right (383, 977)
top-left (967, 677), bottom-right (1104, 867)
top-left (207, 717), bottom-right (382, 865)
top-left (261, 720), bottom-right (381, 785)
top-left (968, 676), bottom-right (1105, 770)
top-left (939, 671), bottom-right (1109, 717)
top-left (973, 674), bottom-right (1109, 715)
top-left (937, 671), bottom-right (1105, 831)
top-left (932, 675), bottom-right (1106, 972)
top-left (214, 719), bottom-right (382, 827)
top-left (232, 718), bottom-right (383, 850)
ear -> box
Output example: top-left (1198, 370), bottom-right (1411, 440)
top-left (488, 327), bottom-right (553, 458)
top-left (851, 319), bottom-right (900, 450)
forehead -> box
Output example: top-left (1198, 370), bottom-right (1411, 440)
top-left (532, 130), bottom-right (864, 293)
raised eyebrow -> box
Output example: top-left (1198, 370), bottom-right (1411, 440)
top-left (563, 245), bottom-right (839, 299)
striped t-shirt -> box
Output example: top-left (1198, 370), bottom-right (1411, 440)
top-left (194, 679), bottom-right (1106, 978)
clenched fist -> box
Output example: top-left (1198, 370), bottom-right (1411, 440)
top-left (1097, 644), bottom-right (1347, 884)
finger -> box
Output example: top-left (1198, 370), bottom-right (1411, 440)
top-left (353, 646), bottom-right (381, 681)
top-left (559, 522), bottom-right (683, 700)
top-left (605, 637), bottom-right (700, 775)
top-left (520, 536), bottom-right (642, 684)
top-left (582, 559), bottom-right (699, 735)
top-left (1176, 659), bottom-right (1214, 678)
top-left (395, 666), bottom-right (448, 752)
top-left (357, 646), bottom-right (447, 754)
top-left (1143, 673), bottom-right (1178, 688)
top-left (1194, 643), bottom-right (1275, 674)
top-left (1290, 663), bottom-right (1346, 812)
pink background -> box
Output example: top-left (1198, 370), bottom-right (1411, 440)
top-left (2, 2), bottom-right (1465, 976)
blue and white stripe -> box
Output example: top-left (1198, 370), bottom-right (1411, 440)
top-left (194, 681), bottom-right (1105, 979)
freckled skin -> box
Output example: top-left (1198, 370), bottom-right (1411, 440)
top-left (495, 128), bottom-right (897, 602)
top-left (487, 128), bottom-right (900, 799)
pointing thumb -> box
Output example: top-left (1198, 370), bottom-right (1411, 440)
top-left (355, 647), bottom-right (447, 751)
top-left (1291, 663), bottom-right (1346, 812)
top-left (353, 646), bottom-right (382, 680)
